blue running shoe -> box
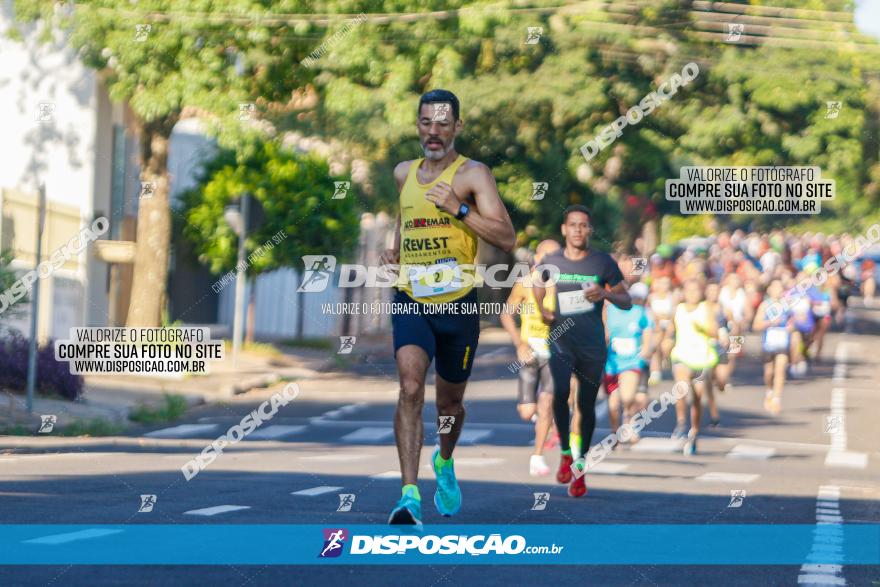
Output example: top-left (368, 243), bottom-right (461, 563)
top-left (432, 448), bottom-right (462, 516)
top-left (388, 487), bottom-right (423, 530)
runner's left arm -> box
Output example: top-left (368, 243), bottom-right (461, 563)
top-left (603, 282), bottom-right (633, 310)
top-left (585, 258), bottom-right (631, 309)
top-left (425, 163), bottom-right (516, 252)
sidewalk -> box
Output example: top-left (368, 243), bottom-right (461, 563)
top-left (0, 338), bottom-right (362, 432)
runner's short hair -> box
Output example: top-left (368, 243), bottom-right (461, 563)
top-left (418, 89), bottom-right (460, 121)
top-left (562, 204), bottom-right (592, 224)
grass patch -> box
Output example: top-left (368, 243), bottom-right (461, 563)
top-left (57, 418), bottom-right (124, 436)
top-left (128, 393), bottom-right (188, 424)
top-left (243, 340), bottom-right (281, 358)
top-left (219, 339), bottom-right (284, 358)
top-left (0, 418), bottom-right (124, 437)
top-left (278, 338), bottom-right (333, 351)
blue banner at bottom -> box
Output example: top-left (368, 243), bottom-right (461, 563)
top-left (1, 524), bottom-right (877, 565)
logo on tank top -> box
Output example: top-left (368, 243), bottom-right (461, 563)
top-left (402, 236), bottom-right (451, 252)
top-left (404, 217), bottom-right (451, 230)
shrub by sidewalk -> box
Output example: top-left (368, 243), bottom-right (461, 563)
top-left (0, 331), bottom-right (83, 401)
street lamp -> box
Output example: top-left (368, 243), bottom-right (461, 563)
top-left (224, 194), bottom-right (249, 369)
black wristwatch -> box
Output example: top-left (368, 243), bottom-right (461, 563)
top-left (455, 202), bottom-right (470, 220)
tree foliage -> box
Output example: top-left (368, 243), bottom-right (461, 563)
top-left (180, 140), bottom-right (360, 276)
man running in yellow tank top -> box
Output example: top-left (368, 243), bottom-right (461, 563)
top-left (500, 239), bottom-right (561, 477)
top-left (380, 90), bottom-right (516, 528)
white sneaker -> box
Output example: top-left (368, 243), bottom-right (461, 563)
top-left (529, 454), bottom-right (550, 476)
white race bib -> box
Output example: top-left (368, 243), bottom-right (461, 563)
top-left (528, 337), bottom-right (551, 360)
top-left (611, 337), bottom-right (637, 356)
top-left (765, 327), bottom-right (789, 351)
top-left (557, 290), bottom-right (594, 316)
top-left (409, 262), bottom-right (463, 299)
top-left (814, 301), bottom-right (831, 316)
top-left (793, 298), bottom-right (810, 319)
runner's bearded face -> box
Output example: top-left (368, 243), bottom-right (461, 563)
top-left (418, 103), bottom-right (460, 161)
top-left (561, 211), bottom-right (591, 250)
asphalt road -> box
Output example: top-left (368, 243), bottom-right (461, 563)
top-left (1, 305), bottom-right (879, 586)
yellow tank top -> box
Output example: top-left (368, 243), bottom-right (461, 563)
top-left (397, 155), bottom-right (478, 303)
top-left (519, 284), bottom-right (556, 358)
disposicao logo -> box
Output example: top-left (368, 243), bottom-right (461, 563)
top-left (319, 528), bottom-right (348, 558)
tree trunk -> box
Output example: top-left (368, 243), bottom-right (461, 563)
top-left (126, 117), bottom-right (178, 328)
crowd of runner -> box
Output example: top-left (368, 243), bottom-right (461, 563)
top-left (505, 227), bottom-right (878, 484)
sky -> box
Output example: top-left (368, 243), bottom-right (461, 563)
top-left (854, 0), bottom-right (880, 38)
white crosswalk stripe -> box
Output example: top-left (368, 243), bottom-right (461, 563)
top-left (145, 424), bottom-right (218, 438)
top-left (291, 486), bottom-right (344, 496)
top-left (628, 437), bottom-right (682, 453)
top-left (455, 429), bottom-right (493, 444)
top-left (341, 427), bottom-right (394, 442)
top-left (695, 472), bottom-right (759, 484)
top-left (370, 470), bottom-right (401, 480)
top-left (245, 425), bottom-right (307, 440)
top-left (183, 505), bottom-right (251, 516)
top-left (726, 444), bottom-right (776, 460)
top-left (824, 451), bottom-right (867, 469)
top-left (585, 462), bottom-right (629, 475)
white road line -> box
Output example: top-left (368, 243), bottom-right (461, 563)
top-left (300, 453), bottom-right (379, 462)
top-left (183, 505), bottom-right (251, 516)
top-left (451, 457), bottom-right (506, 466)
top-left (585, 462), bottom-right (629, 475)
top-left (370, 470), bottom-right (401, 480)
top-left (798, 575), bottom-right (846, 586)
top-left (824, 451), bottom-right (867, 469)
top-left (816, 508), bottom-right (841, 515)
top-left (291, 485), bottom-right (344, 496)
top-left (799, 484), bottom-right (845, 587)
top-left (145, 424), bottom-right (218, 439)
top-left (695, 472), bottom-right (759, 484)
top-left (245, 425), bottom-right (307, 440)
top-left (455, 429), bottom-right (492, 445)
top-left (801, 565), bottom-right (842, 574)
top-left (629, 437), bottom-right (684, 453)
top-left (23, 528), bottom-right (123, 545)
top-left (726, 444), bottom-right (776, 460)
top-left (341, 427), bottom-right (394, 442)
top-left (338, 403), bottom-right (367, 415)
top-left (825, 344), bottom-right (868, 470)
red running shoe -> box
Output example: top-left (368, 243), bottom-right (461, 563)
top-left (556, 454), bottom-right (573, 484)
top-left (568, 475), bottom-right (587, 498)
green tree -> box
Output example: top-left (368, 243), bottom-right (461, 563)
top-left (11, 0), bottom-right (319, 326)
top-left (179, 139), bottom-right (359, 339)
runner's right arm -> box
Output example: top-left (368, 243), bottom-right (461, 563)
top-left (533, 272), bottom-right (555, 325)
top-left (379, 162), bottom-right (410, 267)
top-left (500, 282), bottom-right (525, 345)
top-left (753, 302), bottom-right (768, 331)
top-left (501, 283), bottom-right (534, 364)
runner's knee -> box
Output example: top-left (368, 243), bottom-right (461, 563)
top-left (436, 387), bottom-right (464, 414)
top-left (399, 377), bottom-right (425, 406)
